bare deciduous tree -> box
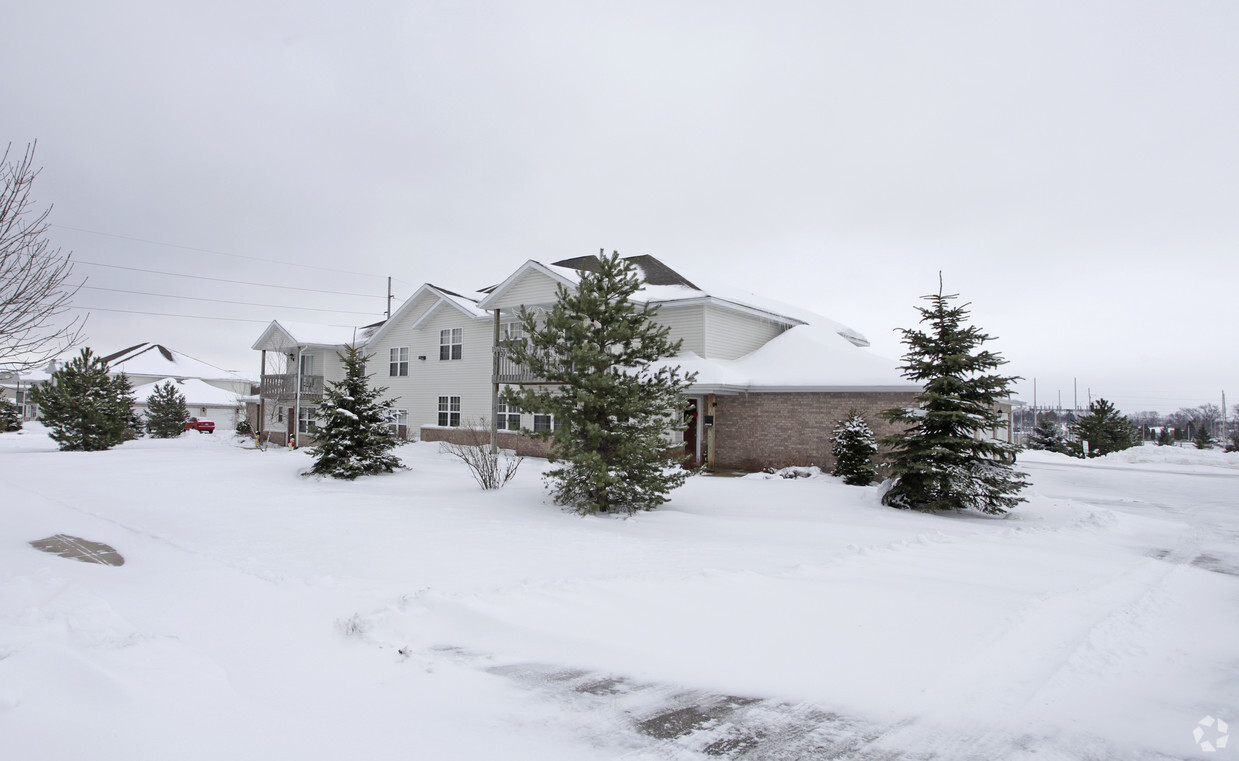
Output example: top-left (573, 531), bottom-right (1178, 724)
top-left (1, 142), bottom-right (85, 373)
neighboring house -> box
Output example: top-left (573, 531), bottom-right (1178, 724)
top-left (252, 255), bottom-right (922, 469)
top-left (132, 377), bottom-right (247, 432)
top-left (0, 362), bottom-right (56, 421)
top-left (102, 343), bottom-right (255, 397)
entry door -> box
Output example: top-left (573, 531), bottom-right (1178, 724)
top-left (683, 399), bottom-right (699, 467)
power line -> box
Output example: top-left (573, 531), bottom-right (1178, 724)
top-left (51, 223), bottom-right (386, 279)
top-left (73, 260), bottom-right (382, 298)
top-left (66, 304), bottom-right (361, 326)
top-left (79, 285), bottom-right (387, 316)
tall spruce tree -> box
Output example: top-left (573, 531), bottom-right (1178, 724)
top-left (502, 251), bottom-right (695, 515)
top-left (30, 348), bottom-right (130, 451)
top-left (881, 280), bottom-right (1028, 514)
top-left (305, 345), bottom-right (402, 479)
top-left (830, 412), bottom-right (879, 485)
top-left (1069, 399), bottom-right (1138, 458)
top-left (145, 381), bottom-right (190, 438)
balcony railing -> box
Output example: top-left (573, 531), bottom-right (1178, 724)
top-left (260, 373), bottom-right (324, 400)
top-left (493, 346), bottom-right (564, 385)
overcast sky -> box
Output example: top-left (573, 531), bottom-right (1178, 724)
top-left (5, 1), bottom-right (1236, 414)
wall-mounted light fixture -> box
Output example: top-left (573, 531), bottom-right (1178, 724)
top-left (417, 355), bottom-right (427, 361)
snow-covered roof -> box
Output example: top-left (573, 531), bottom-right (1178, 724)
top-left (132, 377), bottom-right (241, 407)
top-left (649, 324), bottom-right (916, 394)
top-left (103, 343), bottom-right (255, 383)
top-left (498, 255), bottom-right (870, 348)
top-left (251, 321), bottom-right (372, 351)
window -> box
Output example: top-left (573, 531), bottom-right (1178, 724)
top-left (299, 353), bottom-right (314, 376)
top-left (277, 407), bottom-right (284, 423)
top-left (298, 407), bottom-right (316, 434)
top-left (439, 328), bottom-right (462, 360)
top-left (437, 396), bottom-right (461, 427)
top-left (533, 413), bottom-right (555, 433)
top-left (496, 402), bottom-right (521, 431)
top-left (389, 347), bottom-right (409, 376)
top-left (390, 409), bottom-right (408, 439)
top-left (501, 322), bottom-right (524, 345)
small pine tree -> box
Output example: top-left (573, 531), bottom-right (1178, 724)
top-left (0, 396), bottom-right (21, 431)
top-left (502, 251), bottom-right (695, 515)
top-left (305, 345), bottom-right (402, 479)
top-left (1027, 417), bottom-right (1071, 454)
top-left (1194, 423), bottom-right (1217, 450)
top-left (1156, 427), bottom-right (1174, 447)
top-left (30, 348), bottom-right (130, 451)
top-left (881, 279), bottom-right (1028, 515)
top-left (1070, 399), bottom-right (1138, 458)
top-left (114, 373), bottom-right (143, 440)
top-left (1226, 430), bottom-right (1239, 453)
top-left (830, 412), bottom-right (878, 485)
top-left (145, 381), bottom-right (190, 438)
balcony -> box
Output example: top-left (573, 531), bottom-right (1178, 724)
top-left (493, 346), bottom-right (563, 385)
top-left (260, 373), bottom-right (324, 400)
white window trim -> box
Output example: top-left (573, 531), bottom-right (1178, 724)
top-left (390, 347), bottom-right (409, 376)
top-left (437, 395), bottom-right (461, 427)
top-left (439, 328), bottom-right (463, 361)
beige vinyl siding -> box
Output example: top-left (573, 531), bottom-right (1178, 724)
top-left (405, 309), bottom-right (493, 433)
top-left (653, 305), bottom-right (705, 356)
top-left (486, 269), bottom-right (568, 311)
top-left (702, 304), bottom-right (787, 360)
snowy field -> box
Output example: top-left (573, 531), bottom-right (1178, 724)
top-left (2, 425), bottom-right (1237, 760)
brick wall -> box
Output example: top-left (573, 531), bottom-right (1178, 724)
top-left (420, 426), bottom-right (553, 458)
top-left (713, 391), bottom-right (919, 471)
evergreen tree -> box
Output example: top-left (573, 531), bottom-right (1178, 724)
top-left (1226, 430), bottom-right (1239, 453)
top-left (113, 373), bottom-right (142, 439)
top-left (881, 280), bottom-right (1028, 515)
top-left (502, 251), bottom-right (695, 515)
top-left (145, 381), bottom-right (190, 438)
top-left (830, 412), bottom-right (878, 485)
top-left (0, 395), bottom-right (21, 431)
top-left (1069, 399), bottom-right (1138, 457)
top-left (1156, 427), bottom-right (1174, 447)
top-left (30, 348), bottom-right (130, 451)
top-left (305, 345), bottom-right (402, 479)
top-left (1194, 422), bottom-right (1217, 450)
top-left (1027, 417), bottom-right (1071, 454)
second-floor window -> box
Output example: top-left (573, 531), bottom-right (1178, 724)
top-left (390, 347), bottom-right (409, 376)
top-left (299, 353), bottom-right (314, 376)
top-left (437, 395), bottom-right (461, 427)
top-left (440, 328), bottom-right (462, 360)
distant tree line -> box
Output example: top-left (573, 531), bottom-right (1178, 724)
top-left (1023, 401), bottom-right (1238, 455)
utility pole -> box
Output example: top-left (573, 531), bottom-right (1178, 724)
top-left (1032, 378), bottom-right (1038, 430)
top-left (386, 277), bottom-right (393, 320)
top-left (1074, 378), bottom-right (1078, 414)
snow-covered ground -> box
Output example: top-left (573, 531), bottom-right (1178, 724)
top-left (2, 426), bottom-right (1237, 760)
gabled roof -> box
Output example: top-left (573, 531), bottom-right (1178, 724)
top-left (365, 283), bottom-right (489, 345)
top-left (102, 343), bottom-right (254, 382)
top-left (551, 253), bottom-right (701, 289)
top-left (477, 253), bottom-right (868, 347)
top-left (251, 321), bottom-right (369, 352)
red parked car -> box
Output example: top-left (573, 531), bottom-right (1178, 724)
top-left (184, 417), bottom-right (215, 434)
